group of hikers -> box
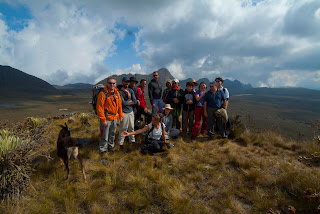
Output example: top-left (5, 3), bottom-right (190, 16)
top-left (95, 71), bottom-right (229, 155)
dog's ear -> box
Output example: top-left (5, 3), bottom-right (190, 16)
top-left (65, 122), bottom-right (68, 129)
top-left (59, 125), bottom-right (65, 129)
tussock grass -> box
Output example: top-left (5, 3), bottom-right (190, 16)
top-left (1, 112), bottom-right (320, 213)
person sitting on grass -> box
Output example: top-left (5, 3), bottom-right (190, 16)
top-left (121, 113), bottom-right (173, 154)
top-left (162, 104), bottom-right (180, 140)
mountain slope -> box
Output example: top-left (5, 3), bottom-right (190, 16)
top-left (96, 67), bottom-right (175, 88)
top-left (0, 65), bottom-right (60, 99)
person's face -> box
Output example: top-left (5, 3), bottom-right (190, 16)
top-left (166, 82), bottom-right (172, 88)
top-left (210, 85), bottom-right (217, 91)
top-left (123, 81), bottom-right (130, 88)
top-left (130, 81), bottom-right (136, 88)
top-left (153, 72), bottom-right (159, 80)
top-left (200, 83), bottom-right (207, 90)
top-left (164, 108), bottom-right (171, 115)
top-left (140, 81), bottom-right (147, 88)
top-left (151, 117), bottom-right (159, 126)
top-left (186, 85), bottom-right (193, 92)
top-left (215, 79), bottom-right (222, 87)
top-left (107, 79), bottom-right (116, 90)
top-left (172, 82), bottom-right (178, 87)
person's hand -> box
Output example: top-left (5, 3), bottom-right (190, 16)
top-left (152, 104), bottom-right (155, 108)
top-left (204, 112), bottom-right (208, 118)
top-left (120, 119), bottom-right (123, 122)
top-left (186, 100), bottom-right (193, 104)
top-left (121, 132), bottom-right (129, 137)
top-left (128, 100), bottom-right (133, 105)
top-left (137, 100), bottom-right (140, 106)
top-left (125, 90), bottom-right (131, 98)
top-left (173, 98), bottom-right (179, 103)
top-left (101, 121), bottom-right (108, 127)
top-left (167, 130), bottom-right (171, 135)
top-left (144, 108), bottom-right (149, 113)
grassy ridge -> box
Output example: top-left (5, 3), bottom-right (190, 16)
top-left (1, 113), bottom-right (320, 213)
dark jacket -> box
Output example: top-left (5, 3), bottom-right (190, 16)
top-left (182, 89), bottom-right (196, 111)
top-left (167, 88), bottom-right (184, 110)
top-left (148, 79), bottom-right (162, 104)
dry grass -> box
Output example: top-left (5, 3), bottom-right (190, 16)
top-left (1, 113), bottom-right (320, 213)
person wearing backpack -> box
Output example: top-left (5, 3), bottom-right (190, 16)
top-left (96, 76), bottom-right (123, 154)
top-left (215, 77), bottom-right (230, 137)
top-left (121, 113), bottom-right (173, 154)
top-left (135, 79), bottom-right (152, 129)
top-left (118, 77), bottom-right (139, 149)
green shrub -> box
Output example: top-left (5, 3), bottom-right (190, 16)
top-left (0, 129), bottom-right (33, 201)
top-left (26, 117), bottom-right (47, 129)
top-left (79, 113), bottom-right (90, 126)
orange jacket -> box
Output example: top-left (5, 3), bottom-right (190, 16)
top-left (96, 86), bottom-right (123, 123)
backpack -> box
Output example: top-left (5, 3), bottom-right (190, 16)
top-left (91, 84), bottom-right (105, 114)
top-left (145, 123), bottom-right (165, 142)
top-left (91, 84), bottom-right (118, 116)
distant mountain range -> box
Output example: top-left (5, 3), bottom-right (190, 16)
top-left (0, 65), bottom-right (60, 99)
top-left (2, 65), bottom-right (319, 102)
top-left (96, 68), bottom-right (175, 89)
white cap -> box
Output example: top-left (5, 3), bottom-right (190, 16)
top-left (172, 78), bottom-right (179, 83)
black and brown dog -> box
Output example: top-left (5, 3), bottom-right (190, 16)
top-left (57, 123), bottom-right (87, 182)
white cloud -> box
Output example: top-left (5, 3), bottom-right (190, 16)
top-left (0, 0), bottom-right (319, 89)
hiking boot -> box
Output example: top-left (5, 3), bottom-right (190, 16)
top-left (171, 136), bottom-right (178, 139)
top-left (191, 135), bottom-right (196, 140)
top-left (208, 134), bottom-right (215, 140)
top-left (119, 145), bottom-right (124, 151)
top-left (130, 141), bottom-right (139, 144)
top-left (108, 146), bottom-right (115, 153)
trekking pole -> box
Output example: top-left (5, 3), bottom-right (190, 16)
top-left (185, 104), bottom-right (189, 135)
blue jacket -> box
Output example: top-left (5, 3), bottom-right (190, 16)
top-left (119, 88), bottom-right (138, 113)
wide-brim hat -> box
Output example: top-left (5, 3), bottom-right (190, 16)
top-left (130, 76), bottom-right (138, 84)
top-left (163, 104), bottom-right (173, 110)
top-left (172, 78), bottom-right (179, 83)
top-left (190, 79), bottom-right (199, 86)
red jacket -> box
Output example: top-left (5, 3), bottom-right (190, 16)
top-left (136, 86), bottom-right (146, 109)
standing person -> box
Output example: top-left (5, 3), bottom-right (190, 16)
top-left (118, 77), bottom-right (138, 149)
top-left (135, 79), bottom-right (152, 129)
top-left (148, 71), bottom-right (163, 114)
top-left (190, 79), bottom-right (199, 92)
top-left (162, 79), bottom-right (172, 104)
top-left (215, 77), bottom-right (230, 137)
top-left (182, 82), bottom-right (196, 135)
top-left (191, 82), bottom-right (208, 140)
top-left (96, 76), bottom-right (123, 154)
top-left (166, 79), bottom-right (184, 130)
top-left (162, 104), bottom-right (180, 139)
top-left (203, 81), bottom-right (227, 139)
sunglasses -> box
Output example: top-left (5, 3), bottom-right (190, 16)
top-left (215, 80), bottom-right (220, 82)
top-left (108, 82), bottom-right (116, 85)
top-left (153, 75), bottom-right (158, 77)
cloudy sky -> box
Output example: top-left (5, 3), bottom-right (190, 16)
top-left (0, 0), bottom-right (319, 89)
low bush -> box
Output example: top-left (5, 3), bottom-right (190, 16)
top-left (26, 117), bottom-right (47, 129)
top-left (79, 113), bottom-right (90, 126)
top-left (0, 129), bottom-right (33, 201)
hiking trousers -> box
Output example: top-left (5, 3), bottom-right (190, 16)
top-left (118, 111), bottom-right (135, 145)
top-left (99, 119), bottom-right (117, 152)
top-left (207, 107), bottom-right (225, 137)
top-left (152, 98), bottom-right (164, 115)
top-left (182, 109), bottom-right (194, 134)
top-left (192, 106), bottom-right (207, 137)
